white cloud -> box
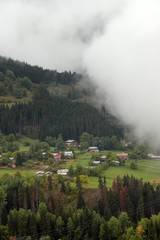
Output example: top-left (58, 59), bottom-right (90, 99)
top-left (1, 0), bottom-right (160, 145)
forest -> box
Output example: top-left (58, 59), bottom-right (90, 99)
top-left (0, 56), bottom-right (160, 239)
top-left (0, 56), bottom-right (124, 141)
top-left (0, 174), bottom-right (159, 239)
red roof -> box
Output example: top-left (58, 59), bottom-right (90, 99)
top-left (55, 154), bottom-right (61, 157)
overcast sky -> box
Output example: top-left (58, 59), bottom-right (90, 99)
top-left (1, 0), bottom-right (160, 146)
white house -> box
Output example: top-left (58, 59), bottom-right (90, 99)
top-left (57, 169), bottom-right (69, 175)
top-left (64, 151), bottom-right (74, 158)
top-left (100, 155), bottom-right (107, 161)
top-left (93, 161), bottom-right (101, 165)
top-left (36, 171), bottom-right (45, 176)
top-left (148, 153), bottom-right (160, 159)
top-left (45, 171), bottom-right (52, 176)
top-left (88, 147), bottom-right (99, 153)
top-left (110, 160), bottom-right (120, 166)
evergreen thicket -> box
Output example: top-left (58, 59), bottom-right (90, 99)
top-left (0, 86), bottom-right (123, 140)
top-left (0, 56), bottom-right (124, 141)
top-left (0, 174), bottom-right (159, 239)
top-left (0, 56), bottom-right (79, 84)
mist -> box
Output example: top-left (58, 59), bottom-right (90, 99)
top-left (1, 0), bottom-right (160, 146)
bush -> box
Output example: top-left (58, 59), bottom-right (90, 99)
top-left (130, 161), bottom-right (138, 170)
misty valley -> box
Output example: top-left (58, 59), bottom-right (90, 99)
top-left (0, 57), bottom-right (159, 239)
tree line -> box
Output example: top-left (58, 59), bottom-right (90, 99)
top-left (0, 86), bottom-right (124, 140)
top-left (0, 174), bottom-right (159, 238)
top-left (0, 56), bottom-right (80, 85)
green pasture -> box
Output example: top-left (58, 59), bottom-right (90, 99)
top-left (73, 151), bottom-right (160, 188)
top-left (0, 168), bottom-right (37, 177)
top-left (0, 148), bottom-right (160, 189)
top-left (88, 159), bottom-right (160, 188)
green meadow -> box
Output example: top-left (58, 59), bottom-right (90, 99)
top-left (103, 159), bottom-right (160, 187)
top-left (0, 168), bottom-right (37, 177)
top-left (73, 152), bottom-right (160, 188)
top-left (1, 146), bottom-right (160, 189)
top-left (78, 159), bottom-right (160, 189)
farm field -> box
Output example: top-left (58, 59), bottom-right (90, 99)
top-left (60, 158), bottom-right (160, 189)
top-left (102, 159), bottom-right (160, 187)
top-left (1, 145), bottom-right (160, 189)
top-left (74, 153), bottom-right (160, 188)
top-left (0, 168), bottom-right (37, 177)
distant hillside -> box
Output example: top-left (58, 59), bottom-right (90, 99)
top-left (0, 56), bottom-right (97, 106)
top-left (0, 56), bottom-right (124, 140)
top-left (0, 55), bottom-right (79, 84)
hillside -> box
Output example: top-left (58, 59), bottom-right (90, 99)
top-left (0, 56), bottom-right (124, 140)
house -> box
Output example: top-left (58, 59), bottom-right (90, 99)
top-left (45, 171), bottom-right (52, 176)
top-left (36, 171), bottom-right (45, 176)
top-left (88, 147), bottom-right (99, 153)
top-left (110, 160), bottom-right (120, 166)
top-left (148, 153), bottom-right (160, 159)
top-left (66, 140), bottom-right (77, 147)
top-left (57, 169), bottom-right (69, 175)
top-left (116, 153), bottom-right (128, 160)
top-left (54, 153), bottom-right (62, 161)
top-left (51, 153), bottom-right (62, 161)
top-left (64, 151), bottom-right (74, 158)
top-left (93, 161), bottom-right (101, 165)
top-left (9, 157), bottom-right (16, 164)
top-left (100, 155), bottom-right (107, 162)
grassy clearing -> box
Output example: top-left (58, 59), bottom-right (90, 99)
top-left (72, 152), bottom-right (160, 188)
top-left (0, 144), bottom-right (160, 189)
top-left (0, 168), bottom-right (37, 177)
top-left (0, 91), bottom-right (33, 107)
top-left (102, 159), bottom-right (160, 187)
top-left (15, 136), bottom-right (40, 151)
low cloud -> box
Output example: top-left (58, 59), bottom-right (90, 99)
top-left (1, 0), bottom-right (160, 145)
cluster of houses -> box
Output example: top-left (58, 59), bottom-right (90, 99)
top-left (110, 153), bottom-right (129, 166)
top-left (36, 169), bottom-right (69, 177)
top-left (91, 152), bottom-right (129, 166)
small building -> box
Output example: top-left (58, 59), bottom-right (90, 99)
top-left (110, 160), bottom-right (120, 166)
top-left (93, 161), bottom-right (101, 165)
top-left (9, 157), bottom-right (16, 164)
top-left (54, 153), bottom-right (62, 161)
top-left (148, 153), bottom-right (160, 160)
top-left (116, 153), bottom-right (128, 160)
top-left (100, 155), bottom-right (107, 161)
top-left (66, 140), bottom-right (77, 147)
top-left (57, 169), bottom-right (69, 175)
top-left (64, 151), bottom-right (74, 158)
top-left (88, 147), bottom-right (99, 153)
top-left (45, 171), bottom-right (52, 176)
top-left (36, 171), bottom-right (45, 177)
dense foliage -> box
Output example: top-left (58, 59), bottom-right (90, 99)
top-left (0, 56), bottom-right (80, 84)
top-left (0, 86), bottom-right (123, 140)
top-left (0, 174), bottom-right (159, 239)
top-left (0, 56), bottom-right (124, 141)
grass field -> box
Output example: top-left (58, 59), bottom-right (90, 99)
top-left (101, 160), bottom-right (160, 187)
top-left (0, 168), bottom-right (37, 177)
top-left (72, 152), bottom-right (160, 188)
top-left (1, 144), bottom-right (160, 189)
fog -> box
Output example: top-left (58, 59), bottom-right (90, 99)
top-left (1, 0), bottom-right (160, 145)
